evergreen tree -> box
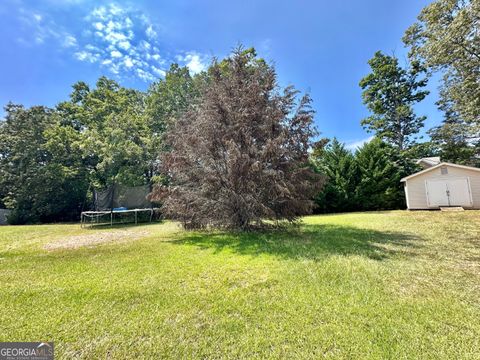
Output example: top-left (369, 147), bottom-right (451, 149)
top-left (355, 138), bottom-right (407, 210)
top-left (153, 48), bottom-right (322, 230)
top-left (360, 52), bottom-right (429, 151)
top-left (311, 138), bottom-right (360, 213)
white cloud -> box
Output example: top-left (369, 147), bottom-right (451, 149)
top-left (136, 68), bottom-right (155, 82)
top-left (74, 50), bottom-right (97, 62)
top-left (63, 35), bottom-right (77, 47)
top-left (108, 4), bottom-right (122, 16)
top-left (104, 31), bottom-right (129, 43)
top-left (179, 52), bottom-right (209, 74)
top-left (110, 50), bottom-right (122, 58)
top-left (16, 3), bottom-right (209, 82)
top-left (140, 40), bottom-right (151, 50)
top-left (74, 51), bottom-right (88, 60)
top-left (124, 57), bottom-right (134, 68)
top-left (118, 40), bottom-right (131, 50)
top-left (145, 25), bottom-right (156, 40)
top-left (345, 136), bottom-right (375, 150)
top-left (17, 7), bottom-right (77, 49)
top-left (91, 6), bottom-right (107, 20)
top-left (75, 3), bottom-right (166, 81)
top-left (151, 65), bottom-right (166, 77)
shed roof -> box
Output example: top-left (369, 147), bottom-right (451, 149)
top-left (401, 162), bottom-right (480, 182)
top-left (416, 157), bottom-right (441, 168)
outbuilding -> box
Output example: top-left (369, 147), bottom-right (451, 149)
top-left (401, 159), bottom-right (480, 210)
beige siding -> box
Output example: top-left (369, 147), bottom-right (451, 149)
top-left (405, 165), bottom-right (480, 209)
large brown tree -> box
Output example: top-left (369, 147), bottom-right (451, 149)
top-left (153, 48), bottom-right (322, 230)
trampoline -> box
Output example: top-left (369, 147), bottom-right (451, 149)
top-left (80, 184), bottom-right (156, 227)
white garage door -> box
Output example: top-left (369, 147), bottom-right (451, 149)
top-left (426, 178), bottom-right (473, 207)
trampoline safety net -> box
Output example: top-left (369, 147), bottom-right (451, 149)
top-left (94, 184), bottom-right (152, 211)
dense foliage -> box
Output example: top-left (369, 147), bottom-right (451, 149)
top-left (0, 104), bottom-right (88, 223)
top-left (355, 139), bottom-right (409, 210)
top-left (312, 138), bottom-right (411, 213)
top-left (57, 77), bottom-right (152, 187)
top-left (404, 0), bottom-right (480, 165)
top-left (359, 51), bottom-right (429, 151)
top-left (153, 49), bottom-right (322, 230)
top-left (428, 90), bottom-right (480, 166)
top-left (0, 66), bottom-right (197, 223)
top-left (312, 139), bottom-right (360, 213)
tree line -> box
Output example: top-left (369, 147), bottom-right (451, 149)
top-left (313, 0), bottom-right (479, 213)
top-left (0, 0), bottom-right (478, 226)
top-left (0, 65), bottom-right (200, 223)
top-left (0, 49), bottom-right (321, 227)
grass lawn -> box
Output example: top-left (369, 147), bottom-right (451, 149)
top-left (0, 211), bottom-right (479, 359)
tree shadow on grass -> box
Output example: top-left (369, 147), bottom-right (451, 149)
top-left (169, 224), bottom-right (421, 261)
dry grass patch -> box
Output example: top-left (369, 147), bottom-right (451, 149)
top-left (44, 229), bottom-right (151, 250)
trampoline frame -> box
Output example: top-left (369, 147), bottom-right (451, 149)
top-left (80, 208), bottom-right (156, 228)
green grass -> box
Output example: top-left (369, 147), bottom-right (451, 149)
top-left (0, 211), bottom-right (479, 359)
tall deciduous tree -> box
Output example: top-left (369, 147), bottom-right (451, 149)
top-left (404, 0), bottom-right (480, 123)
top-left (145, 64), bottom-right (201, 183)
top-left (58, 77), bottom-right (153, 187)
top-left (404, 0), bottom-right (480, 164)
top-left (360, 51), bottom-right (429, 151)
top-left (146, 63), bottom-right (199, 135)
top-left (153, 48), bottom-right (322, 230)
top-left (428, 90), bottom-right (480, 166)
top-left (0, 104), bottom-right (88, 223)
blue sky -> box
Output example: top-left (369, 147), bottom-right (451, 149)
top-left (0, 0), bottom-right (441, 149)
